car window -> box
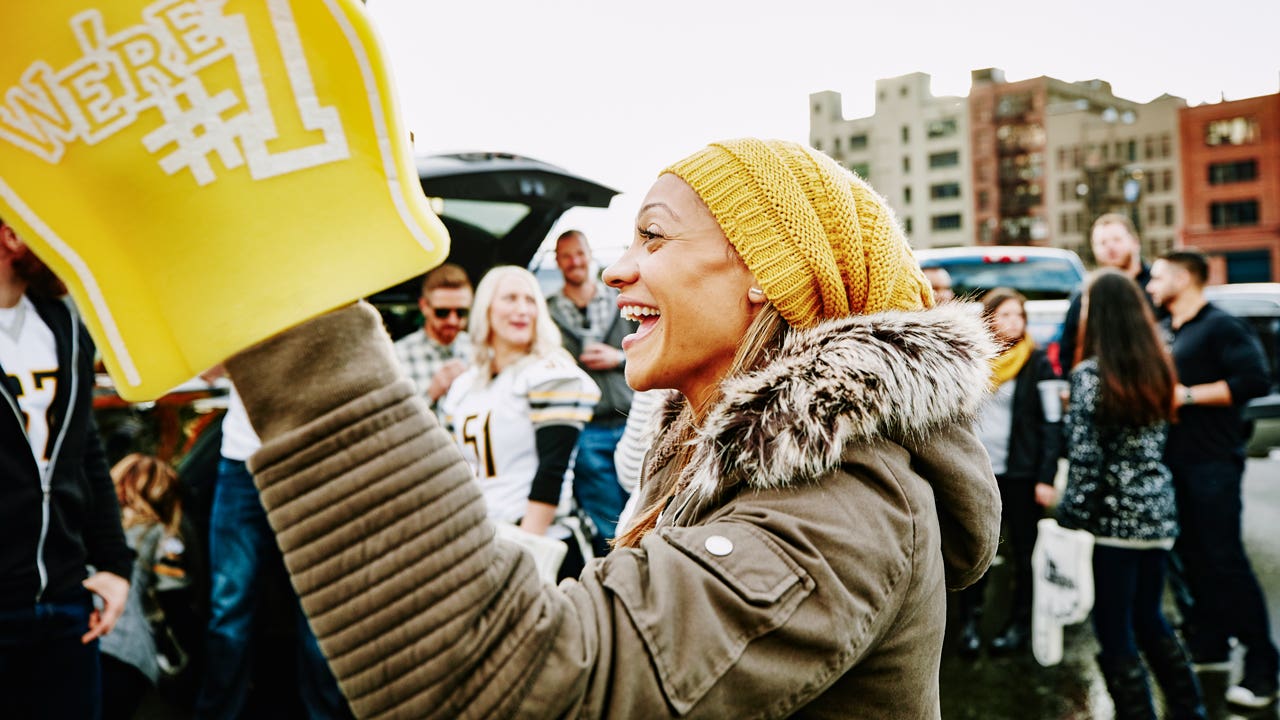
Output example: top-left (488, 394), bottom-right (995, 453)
top-left (921, 256), bottom-right (1082, 301)
top-left (432, 198), bottom-right (531, 237)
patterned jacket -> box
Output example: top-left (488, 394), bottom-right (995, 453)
top-left (1056, 359), bottom-right (1178, 545)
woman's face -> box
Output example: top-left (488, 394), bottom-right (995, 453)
top-left (990, 297), bottom-right (1026, 345)
top-left (487, 274), bottom-right (538, 354)
top-left (602, 174), bottom-right (760, 408)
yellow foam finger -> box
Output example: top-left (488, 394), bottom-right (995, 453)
top-left (0, 0), bottom-right (448, 401)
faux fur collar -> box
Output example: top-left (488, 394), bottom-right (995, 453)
top-left (653, 303), bottom-right (997, 503)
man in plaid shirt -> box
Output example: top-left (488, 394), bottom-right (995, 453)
top-left (394, 263), bottom-right (473, 410)
top-left (546, 231), bottom-right (636, 554)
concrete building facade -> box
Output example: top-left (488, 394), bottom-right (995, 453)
top-left (1043, 92), bottom-right (1185, 263)
top-left (810, 69), bottom-right (1183, 262)
top-left (1179, 93), bottom-right (1280, 283)
top-left (809, 73), bottom-right (969, 249)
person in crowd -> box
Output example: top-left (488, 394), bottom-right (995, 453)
top-left (393, 262), bottom-right (473, 412)
top-left (1059, 213), bottom-right (1157, 373)
top-left (611, 388), bottom-right (668, 534)
top-left (1056, 269), bottom-right (1206, 720)
top-left (1146, 249), bottom-right (1277, 709)
top-left (922, 266), bottom-right (955, 303)
top-left (441, 266), bottom-right (600, 581)
top-left (0, 216), bottom-right (133, 719)
top-left (196, 379), bottom-right (351, 720)
top-left (546, 230), bottom-right (636, 553)
top-left (100, 453), bottom-right (191, 720)
top-left (220, 138), bottom-right (1000, 718)
top-left (956, 288), bottom-right (1062, 658)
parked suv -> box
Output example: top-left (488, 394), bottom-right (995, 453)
top-left (1202, 283), bottom-right (1280, 454)
top-left (915, 246), bottom-right (1086, 368)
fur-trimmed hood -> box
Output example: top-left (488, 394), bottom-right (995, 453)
top-left (650, 302), bottom-right (997, 508)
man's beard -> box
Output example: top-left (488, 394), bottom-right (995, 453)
top-left (13, 245), bottom-right (67, 299)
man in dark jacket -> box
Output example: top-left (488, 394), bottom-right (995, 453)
top-left (0, 217), bottom-right (133, 718)
top-left (1147, 249), bottom-right (1278, 710)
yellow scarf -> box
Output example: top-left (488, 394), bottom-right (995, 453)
top-left (990, 334), bottom-right (1035, 387)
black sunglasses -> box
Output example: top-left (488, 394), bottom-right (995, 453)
top-left (431, 307), bottom-right (469, 320)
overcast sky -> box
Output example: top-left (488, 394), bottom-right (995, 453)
top-left (365, 0), bottom-right (1280, 258)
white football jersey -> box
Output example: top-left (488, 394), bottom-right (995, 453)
top-left (0, 296), bottom-right (59, 478)
top-left (442, 352), bottom-right (600, 525)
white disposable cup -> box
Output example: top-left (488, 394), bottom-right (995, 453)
top-left (1037, 379), bottom-right (1070, 422)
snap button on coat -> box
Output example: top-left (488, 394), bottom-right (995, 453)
top-left (704, 535), bottom-right (734, 556)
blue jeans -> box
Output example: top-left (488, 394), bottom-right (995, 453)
top-left (1091, 545), bottom-right (1176, 660)
top-left (0, 590), bottom-right (102, 719)
top-left (1170, 458), bottom-right (1279, 680)
top-left (196, 459), bottom-right (351, 720)
top-left (572, 421), bottom-right (630, 555)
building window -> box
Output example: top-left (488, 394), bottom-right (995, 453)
top-left (978, 190), bottom-right (990, 211)
top-left (1147, 205), bottom-right (1158, 228)
top-left (813, 139), bottom-right (822, 151)
top-left (1164, 204), bottom-right (1175, 228)
top-left (834, 137), bottom-right (842, 152)
top-left (1205, 117), bottom-right (1259, 146)
top-left (930, 182), bottom-right (960, 200)
top-left (903, 156), bottom-right (911, 173)
top-left (903, 217), bottom-right (913, 233)
top-left (904, 186), bottom-right (912, 204)
top-left (1144, 136), bottom-right (1154, 159)
top-left (1060, 213), bottom-right (1069, 234)
top-left (995, 92), bottom-right (1031, 118)
top-left (1210, 200), bottom-right (1259, 228)
top-left (931, 213), bottom-right (962, 231)
top-left (850, 162), bottom-right (870, 179)
top-left (1057, 148), bottom-right (1068, 170)
top-left (1162, 169), bottom-right (1172, 192)
top-left (900, 86), bottom-right (908, 98)
top-left (1209, 159), bottom-right (1259, 185)
top-left (928, 118), bottom-right (958, 139)
top-left (901, 125), bottom-right (910, 143)
top-left (1145, 172), bottom-right (1156, 194)
top-left (814, 103), bottom-right (822, 115)
top-left (929, 151), bottom-right (959, 168)
top-left (1126, 140), bottom-right (1137, 162)
top-left (1160, 133), bottom-right (1172, 157)
top-left (849, 134), bottom-right (868, 150)
top-left (878, 90), bottom-right (886, 102)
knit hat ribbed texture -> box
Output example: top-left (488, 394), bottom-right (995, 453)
top-left (663, 138), bottom-right (932, 328)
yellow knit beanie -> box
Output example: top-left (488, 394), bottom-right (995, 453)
top-left (663, 138), bottom-right (933, 328)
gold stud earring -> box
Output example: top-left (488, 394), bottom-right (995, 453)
top-left (748, 287), bottom-right (766, 302)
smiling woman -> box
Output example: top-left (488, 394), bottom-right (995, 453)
top-left (224, 138), bottom-right (1002, 719)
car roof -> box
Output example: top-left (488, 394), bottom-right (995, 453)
top-left (914, 245), bottom-right (1084, 262)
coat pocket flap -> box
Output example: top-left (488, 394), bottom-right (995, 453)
top-left (662, 524), bottom-right (805, 605)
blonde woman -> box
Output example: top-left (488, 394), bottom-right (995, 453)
top-left (441, 266), bottom-right (600, 581)
top-left (225, 139), bottom-right (1000, 718)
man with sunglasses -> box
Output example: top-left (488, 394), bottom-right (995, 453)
top-left (394, 263), bottom-right (474, 410)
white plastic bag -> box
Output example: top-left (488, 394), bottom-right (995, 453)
top-left (1031, 518), bottom-right (1095, 666)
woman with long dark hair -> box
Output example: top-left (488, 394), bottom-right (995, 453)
top-left (1056, 269), bottom-right (1206, 719)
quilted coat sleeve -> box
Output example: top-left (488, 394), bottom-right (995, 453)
top-left (227, 303), bottom-right (914, 720)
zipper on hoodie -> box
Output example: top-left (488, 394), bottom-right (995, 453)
top-left (31, 302), bottom-right (79, 603)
